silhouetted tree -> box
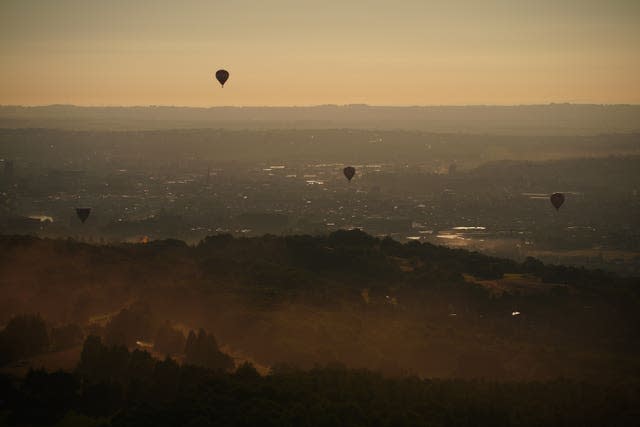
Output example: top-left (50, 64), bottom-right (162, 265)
top-left (0, 314), bottom-right (49, 365)
top-left (184, 329), bottom-right (234, 371)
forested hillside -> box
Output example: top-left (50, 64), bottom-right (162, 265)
top-left (1, 231), bottom-right (638, 381)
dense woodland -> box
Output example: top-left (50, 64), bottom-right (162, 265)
top-left (1, 231), bottom-right (639, 424)
top-left (1, 233), bottom-right (638, 356)
top-left (2, 339), bottom-right (639, 426)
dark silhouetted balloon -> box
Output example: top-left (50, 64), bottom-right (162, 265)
top-left (75, 207), bottom-right (91, 223)
top-left (550, 193), bottom-right (565, 210)
top-left (343, 166), bottom-right (356, 182)
top-left (215, 69), bottom-right (229, 87)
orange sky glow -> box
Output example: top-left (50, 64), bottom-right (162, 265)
top-left (1, 0), bottom-right (639, 106)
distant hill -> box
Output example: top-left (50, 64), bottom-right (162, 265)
top-left (1, 231), bottom-right (638, 381)
top-left (1, 104), bottom-right (640, 134)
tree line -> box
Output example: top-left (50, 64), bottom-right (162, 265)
top-left (1, 335), bottom-right (639, 426)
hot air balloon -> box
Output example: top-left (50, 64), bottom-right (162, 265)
top-left (75, 207), bottom-right (91, 223)
top-left (215, 69), bottom-right (229, 87)
top-left (550, 193), bottom-right (564, 210)
top-left (343, 166), bottom-right (356, 182)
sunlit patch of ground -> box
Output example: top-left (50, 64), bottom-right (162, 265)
top-left (388, 256), bottom-right (421, 272)
top-left (87, 312), bottom-right (114, 327)
top-left (86, 300), bottom-right (137, 327)
top-left (463, 273), bottom-right (569, 296)
top-left (220, 345), bottom-right (271, 375)
top-left (527, 248), bottom-right (640, 262)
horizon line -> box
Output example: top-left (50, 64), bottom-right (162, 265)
top-left (2, 103), bottom-right (640, 109)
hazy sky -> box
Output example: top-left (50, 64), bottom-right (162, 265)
top-left (1, 0), bottom-right (639, 106)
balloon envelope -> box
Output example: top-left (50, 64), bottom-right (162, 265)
top-left (75, 207), bottom-right (91, 223)
top-left (215, 69), bottom-right (229, 87)
top-left (343, 166), bottom-right (356, 181)
top-left (550, 193), bottom-right (565, 210)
